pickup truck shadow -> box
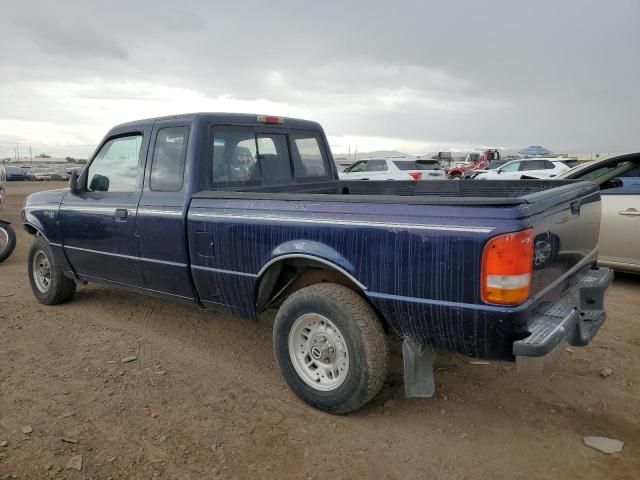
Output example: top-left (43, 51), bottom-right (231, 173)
top-left (70, 283), bottom-right (636, 440)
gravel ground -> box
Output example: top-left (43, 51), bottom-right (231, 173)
top-left (0, 181), bottom-right (638, 479)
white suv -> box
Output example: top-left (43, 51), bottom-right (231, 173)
top-left (475, 158), bottom-right (570, 180)
top-left (339, 158), bottom-right (445, 181)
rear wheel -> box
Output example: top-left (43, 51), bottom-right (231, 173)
top-left (0, 223), bottom-right (16, 263)
top-left (28, 237), bottom-right (76, 305)
top-left (273, 283), bottom-right (388, 414)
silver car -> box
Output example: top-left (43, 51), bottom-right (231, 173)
top-left (558, 152), bottom-right (640, 273)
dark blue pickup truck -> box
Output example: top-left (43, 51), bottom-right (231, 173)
top-left (23, 113), bottom-right (612, 413)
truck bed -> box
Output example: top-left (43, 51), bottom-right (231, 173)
top-left (189, 179), bottom-right (602, 359)
top-left (193, 179), bottom-right (594, 208)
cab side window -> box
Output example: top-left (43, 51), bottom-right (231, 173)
top-left (87, 134), bottom-right (142, 192)
top-left (150, 127), bottom-right (188, 191)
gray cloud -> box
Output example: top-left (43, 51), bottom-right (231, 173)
top-left (0, 0), bottom-right (638, 155)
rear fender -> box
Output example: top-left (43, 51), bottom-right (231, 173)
top-left (265, 240), bottom-right (363, 288)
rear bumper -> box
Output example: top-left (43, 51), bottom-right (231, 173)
top-left (513, 267), bottom-right (613, 357)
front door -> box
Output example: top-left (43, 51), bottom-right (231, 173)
top-left (59, 131), bottom-right (149, 286)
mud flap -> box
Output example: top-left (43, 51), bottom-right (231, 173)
top-left (402, 339), bottom-right (436, 398)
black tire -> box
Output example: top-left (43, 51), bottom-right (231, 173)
top-left (273, 283), bottom-right (388, 414)
top-left (0, 223), bottom-right (16, 263)
top-left (27, 237), bottom-right (76, 305)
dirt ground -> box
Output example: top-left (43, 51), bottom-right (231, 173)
top-left (0, 181), bottom-right (638, 480)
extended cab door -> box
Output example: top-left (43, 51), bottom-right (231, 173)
top-left (59, 129), bottom-right (149, 286)
top-left (136, 121), bottom-right (196, 300)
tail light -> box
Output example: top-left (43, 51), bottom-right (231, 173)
top-left (408, 172), bottom-right (422, 180)
top-left (481, 229), bottom-right (534, 305)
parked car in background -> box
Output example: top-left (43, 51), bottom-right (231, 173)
top-left (4, 166), bottom-right (26, 181)
top-left (446, 149), bottom-right (500, 179)
top-left (32, 169), bottom-right (56, 181)
top-left (0, 167), bottom-right (17, 262)
top-left (558, 152), bottom-right (640, 273)
top-left (463, 159), bottom-right (510, 179)
top-left (52, 170), bottom-right (71, 181)
top-left (339, 158), bottom-right (445, 180)
top-left (475, 158), bottom-right (570, 180)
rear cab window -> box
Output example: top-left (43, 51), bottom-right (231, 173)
top-left (209, 126), bottom-right (331, 187)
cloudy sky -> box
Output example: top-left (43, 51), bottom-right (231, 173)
top-left (0, 0), bottom-right (638, 159)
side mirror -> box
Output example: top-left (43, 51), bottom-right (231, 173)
top-left (602, 178), bottom-right (623, 190)
top-left (69, 170), bottom-right (80, 194)
top-left (496, 169), bottom-right (502, 174)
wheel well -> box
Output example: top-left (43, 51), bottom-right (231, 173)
top-left (24, 224), bottom-right (38, 236)
top-left (256, 258), bottom-right (364, 313)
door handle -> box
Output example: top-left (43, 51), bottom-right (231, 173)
top-left (115, 208), bottom-right (128, 219)
top-left (619, 208), bottom-right (640, 216)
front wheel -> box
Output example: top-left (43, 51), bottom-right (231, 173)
top-left (273, 283), bottom-right (389, 414)
top-left (28, 237), bottom-right (76, 304)
top-left (0, 223), bottom-right (16, 263)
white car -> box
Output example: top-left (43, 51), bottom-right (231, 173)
top-left (475, 158), bottom-right (570, 180)
top-left (339, 158), bottom-right (445, 181)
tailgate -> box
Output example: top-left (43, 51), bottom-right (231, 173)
top-left (523, 181), bottom-right (602, 300)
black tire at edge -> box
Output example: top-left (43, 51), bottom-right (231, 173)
top-left (0, 223), bottom-right (16, 263)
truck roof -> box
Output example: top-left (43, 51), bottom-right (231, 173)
top-left (110, 112), bottom-right (323, 132)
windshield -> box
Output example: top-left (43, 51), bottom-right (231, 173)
top-left (578, 161), bottom-right (635, 181)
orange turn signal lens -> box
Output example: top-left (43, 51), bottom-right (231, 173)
top-left (481, 229), bottom-right (534, 305)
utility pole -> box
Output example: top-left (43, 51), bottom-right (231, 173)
top-left (29, 145), bottom-right (33, 164)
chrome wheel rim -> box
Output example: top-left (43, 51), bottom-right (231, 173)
top-left (0, 228), bottom-right (7, 253)
top-left (288, 313), bottom-right (350, 391)
top-left (32, 250), bottom-right (51, 293)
